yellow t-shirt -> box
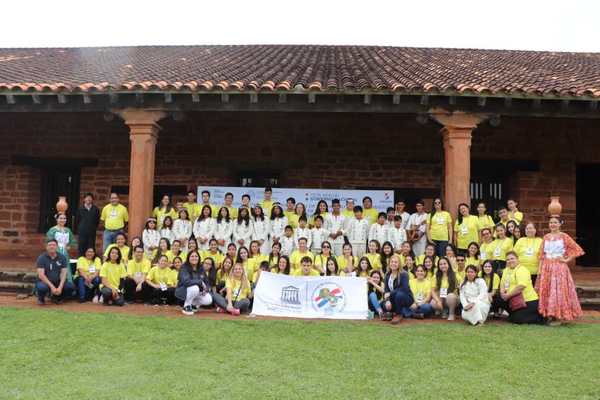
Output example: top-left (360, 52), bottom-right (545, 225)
top-left (103, 244), bottom-right (130, 262)
top-left (99, 261), bottom-right (127, 289)
top-left (336, 255), bottom-right (357, 272)
top-left (342, 209), bottom-right (355, 220)
top-left (152, 207), bottom-right (178, 229)
top-left (258, 200), bottom-right (274, 218)
top-left (284, 211), bottom-right (300, 229)
top-left (289, 250), bottom-right (315, 273)
top-left (199, 203), bottom-right (219, 218)
top-left (479, 241), bottom-right (494, 262)
top-left (454, 215), bottom-right (479, 250)
top-left (200, 250), bottom-right (225, 268)
top-left (291, 268), bottom-right (320, 277)
top-left (480, 272), bottom-right (500, 291)
top-left (101, 204), bottom-right (129, 230)
top-left (415, 254), bottom-right (438, 267)
top-left (362, 208), bottom-right (379, 225)
top-left (432, 274), bottom-right (458, 294)
top-left (147, 266), bottom-right (177, 286)
top-left (365, 253), bottom-right (383, 271)
top-left (223, 205), bottom-right (238, 220)
top-left (427, 211), bottom-right (452, 241)
top-left (500, 265), bottom-right (538, 302)
top-left (314, 254), bottom-right (331, 270)
top-left (513, 237), bottom-right (543, 275)
top-left (183, 202), bottom-right (202, 221)
top-left (477, 215), bottom-right (495, 231)
top-left (247, 254), bottom-right (269, 278)
top-left (166, 250), bottom-right (187, 264)
top-left (226, 277), bottom-right (251, 300)
top-left (466, 256), bottom-right (481, 269)
top-left (76, 256), bottom-right (102, 276)
top-left (170, 268), bottom-right (180, 286)
top-left (409, 278), bottom-right (432, 302)
top-left (127, 258), bottom-right (151, 277)
top-left (490, 238), bottom-right (513, 261)
top-left (508, 211), bottom-right (524, 224)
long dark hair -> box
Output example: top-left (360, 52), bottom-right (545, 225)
top-left (238, 207), bottom-right (250, 226)
top-left (152, 238), bottom-right (170, 265)
top-left (435, 257), bottom-right (457, 293)
top-left (325, 256), bottom-right (339, 276)
top-left (277, 255), bottom-right (291, 275)
top-left (253, 205), bottom-right (265, 221)
top-left (202, 256), bottom-right (217, 287)
top-left (457, 203), bottom-right (470, 225)
top-left (460, 265), bottom-right (479, 288)
top-left (199, 205), bottom-right (213, 221)
top-left (313, 200), bottom-right (328, 216)
top-left (379, 241), bottom-right (394, 274)
top-left (368, 270), bottom-right (383, 293)
top-left (158, 195), bottom-right (174, 213)
top-left (430, 197), bottom-right (443, 219)
top-left (216, 207), bottom-right (230, 223)
top-left (480, 260), bottom-right (495, 293)
top-left (270, 204), bottom-right (284, 220)
top-left (269, 242), bottom-right (281, 267)
top-left (185, 250), bottom-right (202, 270)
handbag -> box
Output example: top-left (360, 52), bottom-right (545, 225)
top-left (508, 292), bottom-right (527, 311)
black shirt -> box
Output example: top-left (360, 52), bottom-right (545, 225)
top-left (36, 252), bottom-right (68, 284)
top-left (76, 204), bottom-right (100, 235)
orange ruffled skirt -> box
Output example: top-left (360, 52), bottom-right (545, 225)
top-left (536, 259), bottom-right (582, 321)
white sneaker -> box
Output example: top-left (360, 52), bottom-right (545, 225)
top-left (98, 295), bottom-right (104, 304)
top-left (92, 295), bottom-right (99, 304)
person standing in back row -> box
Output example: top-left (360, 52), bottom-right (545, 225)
top-left (100, 193), bottom-right (129, 252)
top-left (76, 192), bottom-right (100, 256)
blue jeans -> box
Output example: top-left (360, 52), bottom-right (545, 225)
top-left (36, 281), bottom-right (76, 302)
top-left (405, 302), bottom-right (434, 318)
top-left (393, 291), bottom-right (414, 317)
top-left (103, 229), bottom-right (122, 252)
top-left (433, 240), bottom-right (448, 257)
top-left (368, 292), bottom-right (383, 313)
top-left (77, 276), bottom-right (100, 301)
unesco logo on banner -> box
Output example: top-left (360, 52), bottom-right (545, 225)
top-left (311, 282), bottom-right (345, 314)
top-left (280, 286), bottom-right (301, 305)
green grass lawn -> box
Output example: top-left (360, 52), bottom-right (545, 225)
top-left (1, 308), bottom-right (599, 400)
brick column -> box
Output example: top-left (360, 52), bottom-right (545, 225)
top-left (430, 109), bottom-right (486, 218)
top-left (117, 109), bottom-right (166, 238)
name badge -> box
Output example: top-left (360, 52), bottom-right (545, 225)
top-left (493, 247), bottom-right (501, 257)
top-left (460, 226), bottom-right (469, 235)
top-left (135, 272), bottom-right (143, 279)
top-left (440, 288), bottom-right (448, 298)
top-left (436, 216), bottom-right (445, 225)
top-left (416, 293), bottom-right (424, 303)
top-left (88, 266), bottom-right (96, 273)
top-left (480, 250), bottom-right (487, 260)
top-left (525, 247), bottom-right (534, 257)
top-left (110, 209), bottom-right (118, 217)
top-left (159, 282), bottom-right (167, 291)
top-left (504, 279), bottom-right (510, 289)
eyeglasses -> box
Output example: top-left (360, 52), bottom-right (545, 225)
top-left (322, 245), bottom-right (330, 248)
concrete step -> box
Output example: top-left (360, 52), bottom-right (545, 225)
top-left (0, 281), bottom-right (34, 294)
top-left (0, 271), bottom-right (37, 283)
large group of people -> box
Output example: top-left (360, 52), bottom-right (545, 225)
top-left (39, 187), bottom-right (585, 326)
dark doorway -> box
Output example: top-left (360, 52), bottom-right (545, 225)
top-left (577, 164), bottom-right (600, 266)
top-left (39, 168), bottom-right (81, 233)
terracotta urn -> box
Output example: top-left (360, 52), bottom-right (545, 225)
top-left (56, 196), bottom-right (68, 214)
top-left (548, 196), bottom-right (562, 217)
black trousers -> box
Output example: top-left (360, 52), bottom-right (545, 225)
top-left (124, 278), bottom-right (151, 303)
top-left (150, 287), bottom-right (176, 305)
top-left (78, 232), bottom-right (97, 256)
top-left (495, 297), bottom-right (543, 324)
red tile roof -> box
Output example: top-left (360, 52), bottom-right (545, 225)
top-left (0, 45), bottom-right (599, 98)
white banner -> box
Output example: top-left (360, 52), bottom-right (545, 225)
top-left (198, 186), bottom-right (394, 215)
top-left (251, 272), bottom-right (369, 320)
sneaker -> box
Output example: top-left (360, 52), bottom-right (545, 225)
top-left (98, 296), bottom-right (104, 304)
top-left (390, 315), bottom-right (403, 325)
top-left (191, 305), bottom-right (199, 313)
top-left (441, 311), bottom-right (449, 319)
top-left (37, 298), bottom-right (45, 305)
top-left (78, 298), bottom-right (86, 304)
top-left (377, 310), bottom-right (384, 320)
top-left (448, 314), bottom-right (455, 321)
top-left (230, 308), bottom-right (241, 316)
top-left (382, 312), bottom-right (393, 321)
top-left (181, 306), bottom-right (194, 316)
top-left (412, 313), bottom-right (425, 320)
top-left (92, 295), bottom-right (99, 304)
top-left (215, 306), bottom-right (226, 314)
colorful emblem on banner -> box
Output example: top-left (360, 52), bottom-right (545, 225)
top-left (312, 282), bottom-right (345, 313)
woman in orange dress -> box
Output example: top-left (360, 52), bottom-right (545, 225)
top-left (536, 216), bottom-right (585, 325)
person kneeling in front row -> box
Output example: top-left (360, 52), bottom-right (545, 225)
top-left (212, 262), bottom-right (253, 315)
top-left (36, 240), bottom-right (76, 305)
top-left (176, 250), bottom-right (213, 316)
top-left (146, 255), bottom-right (177, 305)
top-left (124, 246), bottom-right (151, 303)
top-left (99, 246), bottom-right (127, 306)
top-left (460, 265), bottom-right (490, 325)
